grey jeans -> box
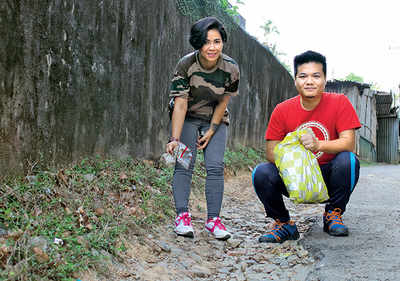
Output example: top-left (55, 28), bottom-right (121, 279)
top-left (172, 117), bottom-right (227, 219)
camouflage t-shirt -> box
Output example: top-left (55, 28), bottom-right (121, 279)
top-left (170, 51), bottom-right (240, 124)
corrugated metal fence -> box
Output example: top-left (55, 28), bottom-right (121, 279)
top-left (325, 81), bottom-right (377, 162)
top-left (377, 115), bottom-right (399, 163)
top-left (375, 92), bottom-right (400, 164)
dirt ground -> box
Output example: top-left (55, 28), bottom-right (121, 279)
top-left (79, 170), bottom-right (325, 281)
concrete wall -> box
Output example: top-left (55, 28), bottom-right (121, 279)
top-left (0, 0), bottom-right (296, 174)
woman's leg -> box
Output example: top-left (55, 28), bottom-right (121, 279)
top-left (203, 123), bottom-right (227, 219)
top-left (172, 119), bottom-right (199, 215)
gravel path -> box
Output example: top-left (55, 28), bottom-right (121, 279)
top-left (80, 164), bottom-right (399, 281)
top-left (87, 172), bottom-right (323, 281)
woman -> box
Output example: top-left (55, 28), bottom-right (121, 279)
top-left (166, 17), bottom-right (240, 240)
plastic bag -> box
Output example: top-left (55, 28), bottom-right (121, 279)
top-left (161, 141), bottom-right (192, 170)
top-left (273, 128), bottom-right (329, 204)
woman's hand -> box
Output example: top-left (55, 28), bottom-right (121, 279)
top-left (199, 95), bottom-right (230, 150)
top-left (166, 140), bottom-right (179, 154)
top-left (197, 129), bottom-right (214, 150)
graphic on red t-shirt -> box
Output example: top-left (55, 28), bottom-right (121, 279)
top-left (297, 121), bottom-right (329, 159)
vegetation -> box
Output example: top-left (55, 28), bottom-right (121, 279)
top-left (0, 145), bottom-right (265, 280)
top-left (359, 159), bottom-right (379, 167)
top-left (337, 73), bottom-right (383, 90)
top-left (344, 72), bottom-right (364, 83)
top-left (175, 0), bottom-right (245, 31)
top-left (259, 20), bottom-right (292, 75)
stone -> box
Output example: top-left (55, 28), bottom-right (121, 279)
top-left (191, 265), bottom-right (211, 278)
top-left (226, 238), bottom-right (242, 249)
top-left (156, 241), bottom-right (171, 253)
top-left (83, 174), bottom-right (95, 182)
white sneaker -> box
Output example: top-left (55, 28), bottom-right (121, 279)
top-left (205, 217), bottom-right (231, 240)
top-left (174, 212), bottom-right (194, 238)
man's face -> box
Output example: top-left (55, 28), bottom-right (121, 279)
top-left (295, 62), bottom-right (326, 99)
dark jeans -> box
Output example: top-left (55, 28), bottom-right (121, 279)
top-left (252, 151), bottom-right (360, 222)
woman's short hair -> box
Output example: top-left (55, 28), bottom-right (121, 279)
top-left (189, 17), bottom-right (227, 50)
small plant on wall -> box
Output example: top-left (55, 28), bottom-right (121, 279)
top-left (175, 0), bottom-right (244, 31)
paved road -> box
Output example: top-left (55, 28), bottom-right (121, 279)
top-left (302, 164), bottom-right (400, 281)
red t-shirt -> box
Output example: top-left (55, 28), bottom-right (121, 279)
top-left (265, 92), bottom-right (361, 164)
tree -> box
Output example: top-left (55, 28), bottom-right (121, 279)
top-left (340, 73), bottom-right (382, 91)
top-left (260, 20), bottom-right (279, 38)
top-left (344, 73), bottom-right (364, 83)
top-left (259, 20), bottom-right (292, 75)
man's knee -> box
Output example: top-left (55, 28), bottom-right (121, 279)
top-left (331, 151), bottom-right (360, 191)
top-left (252, 162), bottom-right (279, 189)
top-left (333, 152), bottom-right (360, 172)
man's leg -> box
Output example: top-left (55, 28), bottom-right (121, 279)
top-left (321, 151), bottom-right (360, 236)
top-left (252, 163), bottom-right (299, 243)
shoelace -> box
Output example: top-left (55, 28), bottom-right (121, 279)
top-left (177, 213), bottom-right (192, 226)
top-left (209, 217), bottom-right (226, 230)
top-left (267, 220), bottom-right (286, 241)
top-left (326, 208), bottom-right (344, 226)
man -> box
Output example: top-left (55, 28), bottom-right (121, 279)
top-left (252, 50), bottom-right (361, 243)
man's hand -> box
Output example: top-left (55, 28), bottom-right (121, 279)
top-left (300, 133), bottom-right (320, 152)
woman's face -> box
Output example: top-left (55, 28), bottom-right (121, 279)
top-left (199, 29), bottom-right (223, 65)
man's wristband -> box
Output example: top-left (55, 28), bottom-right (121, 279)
top-left (168, 137), bottom-right (179, 143)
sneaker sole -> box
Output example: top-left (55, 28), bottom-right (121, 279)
top-left (216, 234), bottom-right (231, 241)
top-left (175, 230), bottom-right (194, 238)
top-left (323, 225), bottom-right (349, 236)
top-left (205, 229), bottom-right (231, 240)
top-left (259, 232), bottom-right (300, 243)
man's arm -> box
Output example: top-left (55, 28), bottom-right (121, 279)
top-left (318, 129), bottom-right (356, 153)
top-left (301, 129), bottom-right (356, 154)
top-left (266, 140), bottom-right (281, 163)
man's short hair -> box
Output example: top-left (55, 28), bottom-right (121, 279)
top-left (189, 17), bottom-right (227, 50)
top-left (294, 50), bottom-right (327, 77)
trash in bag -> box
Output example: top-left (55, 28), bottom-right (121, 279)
top-left (161, 141), bottom-right (192, 170)
top-left (273, 128), bottom-right (329, 204)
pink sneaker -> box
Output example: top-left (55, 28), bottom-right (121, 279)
top-left (174, 212), bottom-right (194, 238)
top-left (205, 217), bottom-right (231, 240)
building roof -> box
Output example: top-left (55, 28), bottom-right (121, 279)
top-left (325, 80), bottom-right (371, 93)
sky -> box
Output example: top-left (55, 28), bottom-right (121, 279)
top-left (236, 0), bottom-right (400, 93)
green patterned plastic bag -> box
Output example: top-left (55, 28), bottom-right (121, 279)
top-left (274, 128), bottom-right (329, 204)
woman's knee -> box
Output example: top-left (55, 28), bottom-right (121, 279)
top-left (205, 162), bottom-right (224, 177)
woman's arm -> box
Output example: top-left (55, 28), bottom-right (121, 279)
top-left (197, 95), bottom-right (231, 150)
top-left (166, 97), bottom-right (187, 154)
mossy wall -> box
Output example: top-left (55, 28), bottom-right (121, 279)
top-left (0, 0), bottom-right (296, 174)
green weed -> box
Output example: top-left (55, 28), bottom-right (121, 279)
top-left (0, 146), bottom-right (265, 280)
